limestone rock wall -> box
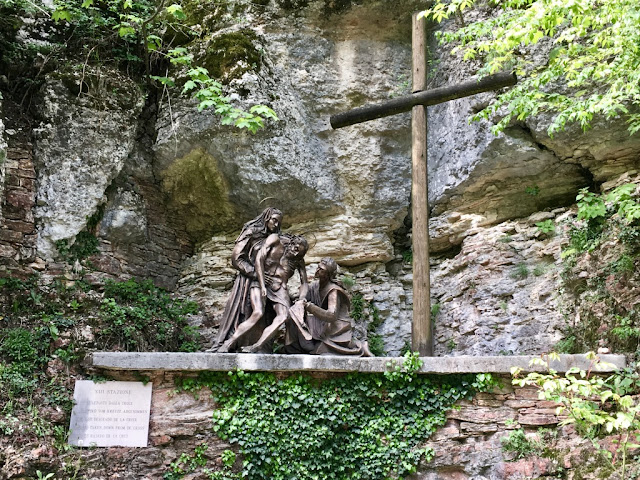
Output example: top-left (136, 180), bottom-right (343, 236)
top-left (430, 210), bottom-right (567, 357)
top-left (180, 206), bottom-right (569, 357)
top-left (153, 1), bottom-right (418, 264)
top-left (167, 0), bottom-right (638, 357)
top-left (0, 101), bottom-right (5, 220)
top-left (33, 70), bottom-right (145, 260)
top-left (0, 73), bottom-right (196, 288)
top-left (424, 9), bottom-right (640, 252)
top-left (0, 0), bottom-right (639, 355)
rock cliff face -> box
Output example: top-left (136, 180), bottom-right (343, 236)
top-left (165, 0), bottom-right (640, 356)
top-left (0, 101), bottom-right (5, 220)
top-left (1, 0), bottom-right (639, 356)
top-left (152, 1), bottom-right (417, 265)
top-left (2, 2), bottom-right (640, 479)
top-left (33, 71), bottom-right (145, 260)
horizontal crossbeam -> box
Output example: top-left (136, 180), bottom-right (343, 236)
top-left (330, 71), bottom-right (517, 129)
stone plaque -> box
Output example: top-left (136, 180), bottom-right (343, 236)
top-left (68, 380), bottom-right (152, 447)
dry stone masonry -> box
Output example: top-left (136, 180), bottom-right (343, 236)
top-left (71, 354), bottom-right (624, 480)
top-left (0, 131), bottom-right (37, 275)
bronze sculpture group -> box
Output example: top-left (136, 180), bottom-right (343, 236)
top-left (211, 208), bottom-right (372, 356)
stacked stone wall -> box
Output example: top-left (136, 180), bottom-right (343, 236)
top-left (19, 369), bottom-right (613, 480)
top-left (0, 142), bottom-right (38, 276)
top-left (85, 179), bottom-right (194, 290)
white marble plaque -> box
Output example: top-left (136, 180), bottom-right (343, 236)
top-left (68, 380), bottom-right (152, 447)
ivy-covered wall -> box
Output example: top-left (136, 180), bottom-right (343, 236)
top-left (12, 365), bottom-right (626, 480)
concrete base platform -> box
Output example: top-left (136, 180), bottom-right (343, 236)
top-left (92, 352), bottom-right (626, 374)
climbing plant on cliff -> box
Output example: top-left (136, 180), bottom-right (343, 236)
top-left (557, 181), bottom-right (640, 355)
top-left (421, 0), bottom-right (640, 135)
top-left (175, 353), bottom-right (496, 480)
top-left (50, 0), bottom-right (277, 132)
top-left (0, 0), bottom-right (277, 133)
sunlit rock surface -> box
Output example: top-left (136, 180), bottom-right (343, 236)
top-left (32, 70), bottom-right (144, 260)
top-left (1, 0), bottom-right (639, 357)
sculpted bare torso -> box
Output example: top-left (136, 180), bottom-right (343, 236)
top-left (217, 233), bottom-right (308, 353)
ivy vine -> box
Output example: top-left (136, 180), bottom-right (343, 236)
top-left (421, 0), bottom-right (640, 135)
top-left (176, 354), bottom-right (496, 480)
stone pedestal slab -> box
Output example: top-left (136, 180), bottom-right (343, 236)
top-left (92, 352), bottom-right (625, 374)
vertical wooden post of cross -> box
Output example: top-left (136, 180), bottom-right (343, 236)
top-left (411, 13), bottom-right (432, 356)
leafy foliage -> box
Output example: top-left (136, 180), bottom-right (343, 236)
top-left (2, 0), bottom-right (277, 132)
top-left (0, 274), bottom-right (203, 460)
top-left (564, 184), bottom-right (640, 257)
top-left (98, 278), bottom-right (200, 351)
top-left (50, 0), bottom-right (277, 131)
top-left (525, 185), bottom-right (540, 197)
top-left (611, 314), bottom-right (640, 345)
top-left (509, 262), bottom-right (529, 280)
top-left (0, 316), bottom-right (75, 444)
top-left (430, 302), bottom-right (441, 320)
top-left (535, 219), bottom-right (555, 235)
top-left (176, 354), bottom-right (496, 480)
top-left (512, 353), bottom-right (640, 478)
top-left (421, 0), bottom-right (640, 135)
top-left (165, 444), bottom-right (241, 480)
top-left (557, 183), bottom-right (640, 355)
top-left (500, 428), bottom-right (544, 460)
top-left (55, 231), bottom-right (99, 263)
top-left (173, 50), bottom-right (278, 133)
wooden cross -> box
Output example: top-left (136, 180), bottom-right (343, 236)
top-left (330, 14), bottom-right (517, 356)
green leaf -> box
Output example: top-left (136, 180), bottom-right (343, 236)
top-left (249, 105), bottom-right (279, 121)
top-left (166, 4), bottom-right (186, 20)
top-left (150, 75), bottom-right (175, 87)
top-left (181, 80), bottom-right (197, 93)
top-left (146, 34), bottom-right (162, 51)
top-left (52, 8), bottom-right (72, 22)
top-left (117, 25), bottom-right (136, 38)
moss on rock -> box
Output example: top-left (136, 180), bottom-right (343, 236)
top-left (179, 0), bottom-right (268, 33)
top-left (199, 29), bottom-right (262, 83)
top-left (161, 148), bottom-right (237, 242)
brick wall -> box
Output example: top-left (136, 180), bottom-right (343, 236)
top-left (0, 135), bottom-right (193, 289)
top-left (0, 141), bottom-right (37, 276)
top-left (86, 179), bottom-right (194, 290)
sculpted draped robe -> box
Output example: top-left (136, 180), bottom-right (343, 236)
top-left (285, 280), bottom-right (370, 356)
top-left (210, 232), bottom-right (268, 351)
